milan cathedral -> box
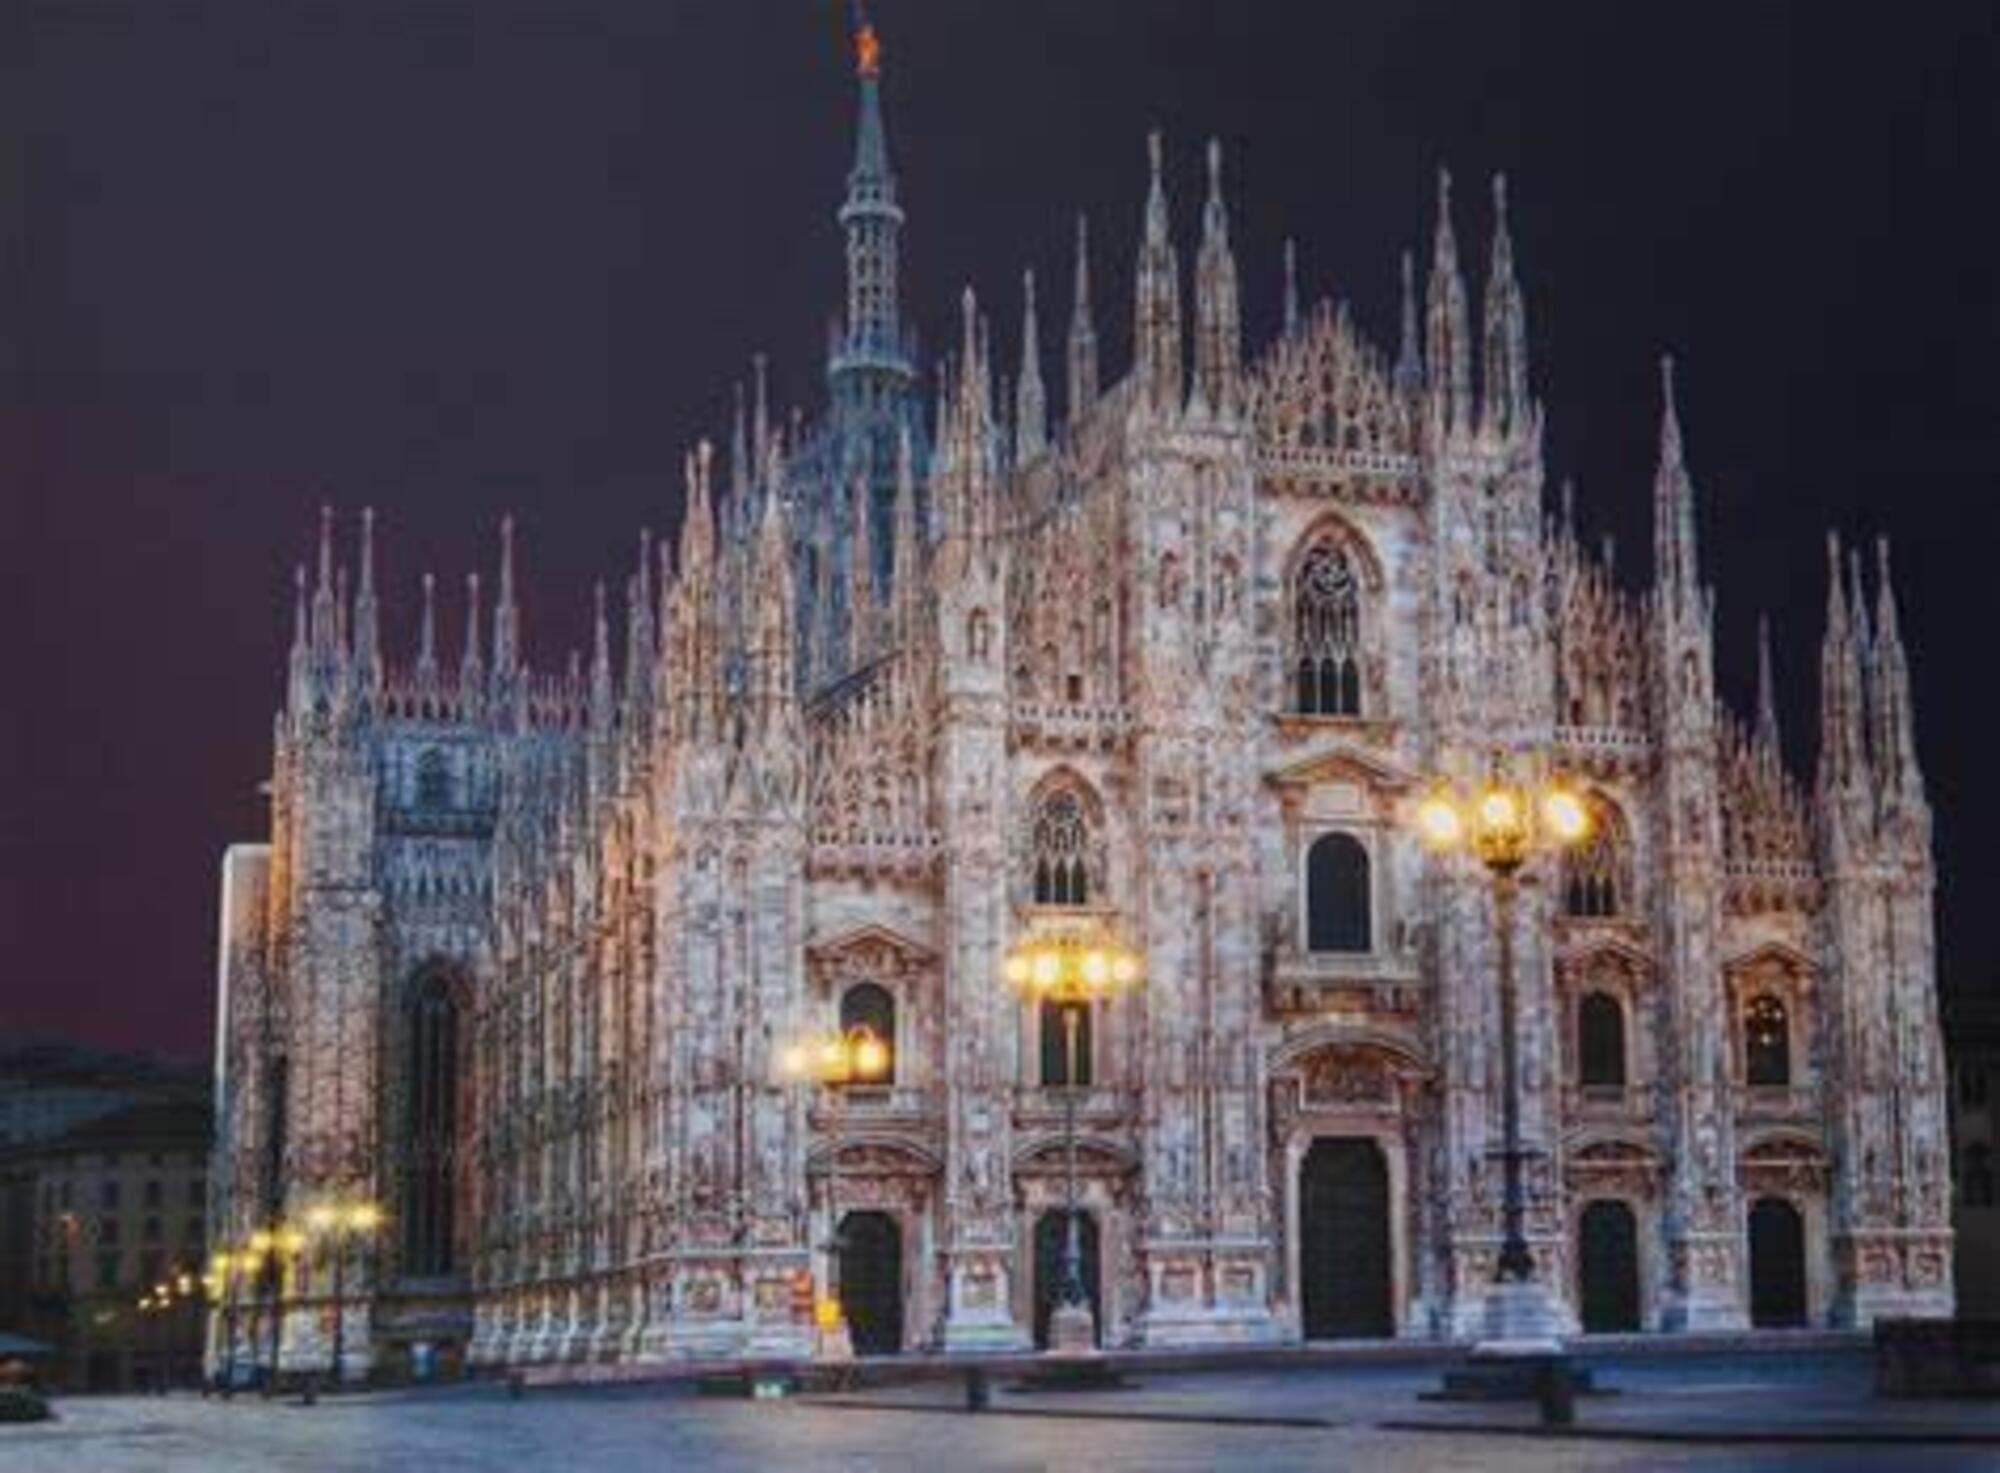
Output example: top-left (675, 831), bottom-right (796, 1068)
top-left (210, 24), bottom-right (1953, 1377)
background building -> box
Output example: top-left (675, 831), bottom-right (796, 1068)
top-left (0, 1091), bottom-right (211, 1391)
top-left (1945, 986), bottom-right (2000, 1315)
top-left (211, 22), bottom-right (1954, 1378)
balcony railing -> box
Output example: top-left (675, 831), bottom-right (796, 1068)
top-left (1266, 947), bottom-right (1424, 1016)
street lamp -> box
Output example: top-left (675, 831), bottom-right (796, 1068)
top-left (303, 1198), bottom-right (384, 1389)
top-left (779, 1024), bottom-right (891, 1359)
top-left (1412, 754), bottom-right (1590, 1363)
top-left (1003, 925), bottom-right (1143, 1355)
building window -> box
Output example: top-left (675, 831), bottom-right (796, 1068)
top-left (1305, 832), bottom-right (1371, 953)
top-left (143, 1216), bottom-right (162, 1244)
top-left (417, 747), bottom-right (451, 810)
top-left (100, 1181), bottom-right (120, 1212)
top-left (1039, 1000), bottom-right (1094, 1088)
top-left (1293, 541), bottom-right (1362, 716)
top-left (1744, 994), bottom-right (1791, 1087)
top-left (99, 1217), bottom-right (119, 1246)
top-left (404, 973), bottom-right (459, 1278)
top-left (1562, 797), bottom-right (1628, 918)
top-left (96, 1252), bottom-right (119, 1290)
top-left (838, 982), bottom-right (897, 1084)
top-left (1030, 787), bottom-right (1093, 907)
top-left (144, 1180), bottom-right (162, 1209)
top-left (1578, 991), bottom-right (1627, 1088)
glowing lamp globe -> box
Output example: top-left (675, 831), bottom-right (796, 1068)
top-left (1541, 788), bottom-right (1590, 844)
top-left (1416, 792), bottom-right (1463, 850)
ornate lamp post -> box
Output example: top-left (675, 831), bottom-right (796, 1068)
top-left (1413, 754), bottom-right (1590, 1370)
top-left (304, 1198), bottom-right (383, 1389)
top-left (779, 1024), bottom-right (891, 1360)
top-left (1003, 926), bottom-right (1143, 1355)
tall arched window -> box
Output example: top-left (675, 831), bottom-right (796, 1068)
top-left (1030, 788), bottom-right (1093, 907)
top-left (1743, 994), bottom-right (1791, 1087)
top-left (404, 974), bottom-right (459, 1277)
top-left (1562, 798), bottom-right (1628, 918)
top-left (1577, 991), bottom-right (1627, 1088)
top-left (1293, 542), bottom-right (1362, 716)
top-left (416, 748), bottom-right (451, 810)
top-left (1305, 832), bottom-right (1371, 953)
top-left (1039, 999), bottom-right (1094, 1088)
top-left (839, 982), bottom-right (897, 1084)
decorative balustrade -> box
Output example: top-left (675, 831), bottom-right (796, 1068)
top-left (1266, 947), bottom-right (1424, 1017)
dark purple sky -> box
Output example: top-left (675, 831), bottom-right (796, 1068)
top-left (5, 1), bottom-right (1998, 1062)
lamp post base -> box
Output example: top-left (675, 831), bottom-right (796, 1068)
top-left (1473, 1277), bottom-right (1566, 1353)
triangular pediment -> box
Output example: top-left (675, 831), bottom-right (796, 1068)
top-left (1266, 741), bottom-right (1419, 793)
top-left (1722, 939), bottom-right (1815, 977)
top-left (1556, 935), bottom-right (1656, 978)
top-left (806, 921), bottom-right (936, 966)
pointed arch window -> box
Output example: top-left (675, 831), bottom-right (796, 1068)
top-left (404, 973), bottom-right (460, 1277)
top-left (1030, 787), bottom-right (1094, 907)
top-left (1293, 541), bottom-right (1362, 716)
top-left (1562, 798), bottom-right (1629, 918)
top-left (1743, 994), bottom-right (1791, 1088)
top-left (1577, 991), bottom-right (1627, 1088)
top-left (1305, 832), bottom-right (1371, 953)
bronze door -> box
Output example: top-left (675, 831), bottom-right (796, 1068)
top-left (1299, 1137), bottom-right (1392, 1339)
top-left (837, 1210), bottom-right (904, 1355)
top-left (1577, 1199), bottom-right (1642, 1332)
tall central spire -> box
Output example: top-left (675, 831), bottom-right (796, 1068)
top-left (830, 13), bottom-right (913, 403)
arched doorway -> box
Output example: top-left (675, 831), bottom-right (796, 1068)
top-left (1747, 1196), bottom-right (1807, 1328)
top-left (1298, 1137), bottom-right (1392, 1339)
top-left (1576, 1200), bottom-right (1641, 1332)
top-left (837, 1211), bottom-right (903, 1355)
top-left (1032, 1208), bottom-right (1102, 1348)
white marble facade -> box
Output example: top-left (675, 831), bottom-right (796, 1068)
top-left (210, 28), bottom-right (1952, 1379)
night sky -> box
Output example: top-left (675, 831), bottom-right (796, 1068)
top-left (4, 1), bottom-right (1997, 1062)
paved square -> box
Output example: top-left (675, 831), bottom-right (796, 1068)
top-left (5, 1351), bottom-right (1998, 1471)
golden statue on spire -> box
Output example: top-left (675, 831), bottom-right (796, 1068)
top-left (855, 21), bottom-right (881, 79)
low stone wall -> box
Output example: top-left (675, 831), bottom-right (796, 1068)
top-left (1875, 1318), bottom-right (2000, 1397)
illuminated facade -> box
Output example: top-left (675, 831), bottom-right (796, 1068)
top-left (211, 24), bottom-right (1953, 1376)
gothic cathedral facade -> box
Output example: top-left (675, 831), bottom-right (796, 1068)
top-left (211, 28), bottom-right (1953, 1375)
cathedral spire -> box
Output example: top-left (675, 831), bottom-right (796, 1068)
top-left (310, 504), bottom-right (337, 654)
top-left (286, 564), bottom-right (310, 715)
top-left (1425, 168), bottom-right (1471, 436)
top-left (830, 14), bottom-right (912, 402)
top-left (415, 571), bottom-right (438, 687)
top-left (1816, 531), bottom-right (1870, 800)
top-left (730, 377), bottom-right (749, 506)
top-left (1067, 213), bottom-right (1099, 421)
top-left (1871, 537), bottom-right (1924, 807)
top-left (752, 352), bottom-right (770, 480)
top-left (752, 446), bottom-right (798, 716)
top-left (349, 507), bottom-right (380, 704)
top-left (1192, 137), bottom-right (1241, 417)
top-left (626, 527), bottom-right (656, 722)
top-left (493, 514), bottom-right (520, 677)
top-left (1134, 131), bottom-right (1183, 417)
top-left (460, 570), bottom-right (484, 703)
top-left (1756, 613), bottom-right (1781, 758)
top-left (1395, 247), bottom-right (1421, 396)
top-left (590, 580), bottom-right (613, 732)
top-left (1480, 173), bottom-right (1529, 440)
top-left (1015, 267), bottom-right (1047, 464)
top-left (1282, 238), bottom-right (1301, 341)
top-left (1652, 355), bottom-right (1699, 608)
